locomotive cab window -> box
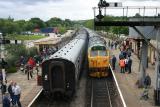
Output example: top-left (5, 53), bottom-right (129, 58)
top-left (91, 46), bottom-right (106, 51)
top-left (90, 46), bottom-right (107, 57)
top-left (90, 50), bottom-right (98, 57)
top-left (99, 50), bottom-right (107, 56)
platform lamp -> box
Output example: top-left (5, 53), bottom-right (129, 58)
top-left (0, 32), bottom-right (2, 105)
top-left (0, 32), bottom-right (7, 106)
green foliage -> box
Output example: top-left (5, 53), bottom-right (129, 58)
top-left (82, 15), bottom-right (129, 35)
top-left (5, 44), bottom-right (27, 66)
top-left (6, 44), bottom-right (28, 57)
top-left (28, 47), bottom-right (38, 57)
top-left (29, 18), bottom-right (46, 29)
top-left (0, 17), bottom-right (76, 35)
top-left (110, 26), bottom-right (129, 35)
top-left (58, 27), bottom-right (67, 34)
top-left (46, 17), bottom-right (62, 27)
top-left (6, 35), bottom-right (45, 40)
top-left (5, 44), bottom-right (37, 68)
top-left (46, 17), bottom-right (74, 33)
top-left (6, 67), bottom-right (17, 73)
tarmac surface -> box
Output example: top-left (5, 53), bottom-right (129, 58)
top-left (112, 48), bottom-right (157, 107)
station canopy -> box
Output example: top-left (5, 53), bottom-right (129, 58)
top-left (34, 36), bottom-right (61, 45)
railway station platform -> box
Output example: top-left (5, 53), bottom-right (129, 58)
top-left (112, 48), bottom-right (156, 107)
top-left (0, 69), bottom-right (42, 107)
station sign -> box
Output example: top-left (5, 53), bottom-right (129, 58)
top-left (106, 2), bottom-right (122, 7)
top-left (98, 1), bottom-right (122, 8)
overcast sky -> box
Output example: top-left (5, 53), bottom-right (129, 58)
top-left (0, 0), bottom-right (160, 21)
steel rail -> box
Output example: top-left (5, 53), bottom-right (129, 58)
top-left (106, 81), bottom-right (113, 107)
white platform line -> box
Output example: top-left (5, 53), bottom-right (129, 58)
top-left (109, 64), bottom-right (127, 107)
top-left (28, 88), bottom-right (43, 107)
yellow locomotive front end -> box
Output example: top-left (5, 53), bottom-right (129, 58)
top-left (88, 46), bottom-right (110, 78)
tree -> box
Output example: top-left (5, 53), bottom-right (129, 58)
top-left (15, 20), bottom-right (26, 33)
top-left (29, 18), bottom-right (46, 29)
top-left (24, 21), bottom-right (34, 31)
top-left (0, 17), bottom-right (79, 35)
top-left (84, 19), bottom-right (94, 29)
top-left (46, 17), bottom-right (62, 27)
top-left (111, 26), bottom-right (129, 36)
top-left (135, 13), bottom-right (141, 17)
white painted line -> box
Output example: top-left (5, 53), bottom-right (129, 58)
top-left (91, 80), bottom-right (93, 107)
top-left (28, 88), bottom-right (43, 107)
top-left (109, 64), bottom-right (127, 107)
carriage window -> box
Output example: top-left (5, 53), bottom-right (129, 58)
top-left (99, 50), bottom-right (107, 56)
top-left (90, 51), bottom-right (98, 57)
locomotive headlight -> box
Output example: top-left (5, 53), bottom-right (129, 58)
top-left (44, 75), bottom-right (48, 80)
top-left (66, 83), bottom-right (70, 88)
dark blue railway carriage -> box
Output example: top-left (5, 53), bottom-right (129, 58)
top-left (42, 29), bottom-right (88, 97)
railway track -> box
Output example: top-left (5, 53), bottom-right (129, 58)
top-left (91, 78), bottom-right (112, 107)
top-left (86, 66), bottom-right (124, 107)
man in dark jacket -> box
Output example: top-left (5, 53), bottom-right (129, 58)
top-left (128, 57), bottom-right (132, 73)
top-left (119, 52), bottom-right (124, 60)
top-left (112, 55), bottom-right (117, 70)
top-left (3, 93), bottom-right (10, 107)
top-left (0, 71), bottom-right (3, 82)
top-left (123, 51), bottom-right (127, 59)
top-left (8, 81), bottom-right (14, 105)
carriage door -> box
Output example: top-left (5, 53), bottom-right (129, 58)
top-left (49, 61), bottom-right (65, 92)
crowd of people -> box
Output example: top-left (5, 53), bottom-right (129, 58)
top-left (0, 80), bottom-right (22, 107)
top-left (110, 39), bottom-right (152, 101)
top-left (0, 46), bottom-right (58, 107)
top-left (111, 39), bottom-right (133, 74)
top-left (18, 47), bottom-right (58, 80)
top-left (118, 50), bottom-right (132, 74)
top-left (108, 40), bottom-right (119, 50)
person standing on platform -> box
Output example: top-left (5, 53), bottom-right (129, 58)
top-left (108, 40), bottom-right (111, 47)
top-left (13, 82), bottom-right (22, 107)
top-left (111, 42), bottom-right (114, 49)
top-left (128, 57), bottom-right (132, 73)
top-left (124, 58), bottom-right (128, 72)
top-left (127, 48), bottom-right (132, 57)
top-left (27, 57), bottom-right (36, 69)
top-left (2, 93), bottom-right (11, 107)
top-left (26, 64), bottom-right (33, 80)
top-left (119, 58), bottom-right (125, 73)
top-left (26, 57), bottom-right (35, 80)
top-left (119, 51), bottom-right (124, 60)
top-left (140, 74), bottom-right (151, 100)
top-left (112, 55), bottom-right (117, 70)
top-left (123, 51), bottom-right (127, 59)
top-left (8, 81), bottom-right (14, 106)
top-left (114, 41), bottom-right (118, 50)
top-left (0, 71), bottom-right (3, 82)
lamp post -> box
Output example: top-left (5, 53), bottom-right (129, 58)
top-left (0, 32), bottom-right (4, 106)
